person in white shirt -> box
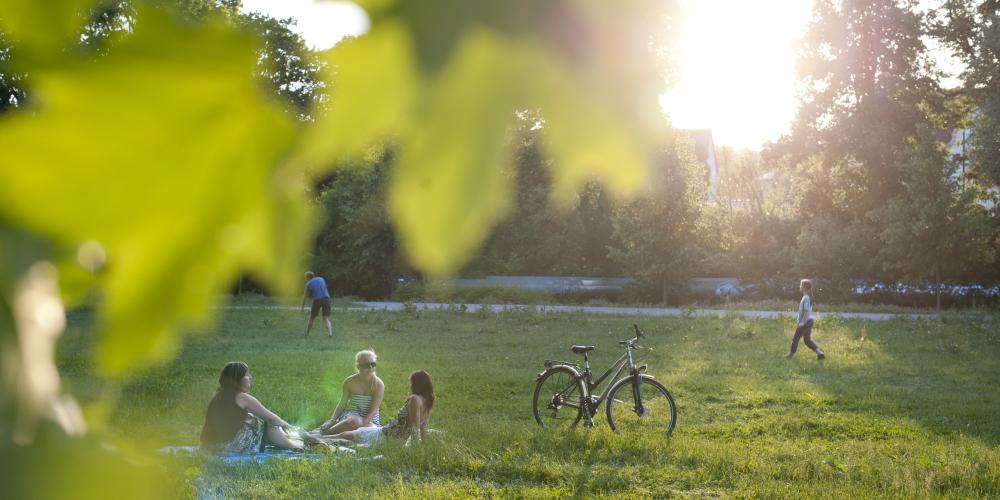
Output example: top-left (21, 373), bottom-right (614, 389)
top-left (786, 279), bottom-right (825, 360)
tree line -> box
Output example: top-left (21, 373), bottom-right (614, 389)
top-left (3, 1), bottom-right (996, 307)
top-left (307, 0), bottom-right (1000, 307)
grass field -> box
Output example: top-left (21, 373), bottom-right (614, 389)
top-left (58, 306), bottom-right (1000, 498)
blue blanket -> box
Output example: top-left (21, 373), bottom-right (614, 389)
top-left (158, 445), bottom-right (341, 464)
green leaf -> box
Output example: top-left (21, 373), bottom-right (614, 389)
top-left (532, 61), bottom-right (652, 204)
top-left (0, 0), bottom-right (97, 60)
top-left (388, 31), bottom-right (521, 276)
top-left (0, 12), bottom-right (308, 376)
top-left (299, 0), bottom-right (673, 276)
top-left (295, 21), bottom-right (418, 170)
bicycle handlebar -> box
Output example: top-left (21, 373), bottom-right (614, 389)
top-left (617, 324), bottom-right (646, 347)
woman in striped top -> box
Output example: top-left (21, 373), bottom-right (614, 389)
top-left (317, 350), bottom-right (384, 435)
top-left (327, 370), bottom-right (435, 445)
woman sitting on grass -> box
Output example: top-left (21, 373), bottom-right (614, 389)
top-left (316, 350), bottom-right (384, 435)
top-left (325, 370), bottom-right (435, 445)
top-left (200, 361), bottom-right (303, 453)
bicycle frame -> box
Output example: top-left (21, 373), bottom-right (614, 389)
top-left (581, 349), bottom-right (633, 405)
top-left (574, 339), bottom-right (646, 426)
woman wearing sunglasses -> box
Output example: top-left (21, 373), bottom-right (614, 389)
top-left (325, 370), bottom-right (435, 445)
top-left (316, 350), bottom-right (384, 435)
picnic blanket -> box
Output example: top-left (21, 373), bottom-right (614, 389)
top-left (158, 444), bottom-right (357, 464)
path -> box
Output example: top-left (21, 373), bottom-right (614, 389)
top-left (227, 301), bottom-right (949, 321)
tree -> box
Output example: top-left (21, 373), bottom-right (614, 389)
top-left (609, 135), bottom-right (707, 304)
top-left (0, 34), bottom-right (26, 112)
top-left (312, 148), bottom-right (409, 298)
top-left (238, 12), bottom-right (324, 120)
top-left (705, 148), bottom-right (801, 282)
top-left (465, 124), bottom-right (569, 276)
top-left (784, 0), bottom-right (943, 217)
top-left (934, 0), bottom-right (1000, 187)
top-left (872, 126), bottom-right (995, 308)
top-left (464, 122), bottom-right (619, 277)
top-left (792, 216), bottom-right (881, 287)
top-left (0, 1), bottom-right (322, 118)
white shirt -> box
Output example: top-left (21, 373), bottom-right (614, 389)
top-left (797, 294), bottom-right (813, 326)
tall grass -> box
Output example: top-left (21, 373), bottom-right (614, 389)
top-left (58, 307), bottom-right (1000, 498)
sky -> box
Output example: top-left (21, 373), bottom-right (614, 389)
top-left (240, 0), bottom-right (815, 150)
top-left (661, 0), bottom-right (815, 149)
top-left (239, 0), bottom-right (369, 49)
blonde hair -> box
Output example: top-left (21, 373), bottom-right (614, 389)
top-left (355, 349), bottom-right (377, 366)
top-left (354, 350), bottom-right (378, 391)
top-left (800, 279), bottom-right (813, 297)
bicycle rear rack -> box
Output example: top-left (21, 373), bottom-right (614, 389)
top-left (543, 359), bottom-right (580, 369)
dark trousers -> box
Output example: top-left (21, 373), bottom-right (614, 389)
top-left (789, 319), bottom-right (819, 354)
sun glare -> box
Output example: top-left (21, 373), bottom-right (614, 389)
top-left (661, 0), bottom-right (814, 149)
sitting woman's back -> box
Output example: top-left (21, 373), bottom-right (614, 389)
top-left (201, 390), bottom-right (249, 446)
top-left (200, 361), bottom-right (303, 453)
top-left (381, 393), bottom-right (430, 440)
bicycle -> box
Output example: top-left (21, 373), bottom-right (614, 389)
top-left (532, 324), bottom-right (676, 436)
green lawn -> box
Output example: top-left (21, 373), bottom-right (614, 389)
top-left (58, 307), bottom-right (1000, 498)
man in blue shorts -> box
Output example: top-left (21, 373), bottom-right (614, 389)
top-left (301, 271), bottom-right (333, 337)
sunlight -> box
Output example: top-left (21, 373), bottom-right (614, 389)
top-left (661, 0), bottom-right (814, 149)
top-left (240, 0), bottom-right (369, 50)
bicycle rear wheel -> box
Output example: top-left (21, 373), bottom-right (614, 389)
top-left (605, 375), bottom-right (676, 436)
top-left (532, 366), bottom-right (586, 429)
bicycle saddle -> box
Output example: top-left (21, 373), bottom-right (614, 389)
top-left (571, 345), bottom-right (595, 354)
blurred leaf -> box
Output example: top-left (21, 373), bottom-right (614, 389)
top-left (0, 12), bottom-right (309, 377)
top-left (388, 31), bottom-right (520, 275)
top-left (0, 227), bottom-right (54, 288)
top-left (0, 0), bottom-right (97, 61)
top-left (0, 426), bottom-right (171, 499)
top-left (531, 62), bottom-right (651, 204)
top-left (304, 0), bottom-right (672, 276)
top-left (296, 21), bottom-right (418, 169)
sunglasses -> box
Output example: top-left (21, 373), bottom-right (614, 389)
top-left (358, 362), bottom-right (377, 369)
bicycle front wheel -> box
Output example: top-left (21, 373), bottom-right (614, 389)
top-left (532, 366), bottom-right (586, 430)
top-left (605, 375), bottom-right (676, 436)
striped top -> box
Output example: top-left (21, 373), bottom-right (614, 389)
top-left (342, 393), bottom-right (380, 426)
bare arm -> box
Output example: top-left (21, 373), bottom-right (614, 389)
top-left (330, 380), bottom-right (351, 421)
top-left (419, 410), bottom-right (429, 441)
top-left (301, 285), bottom-right (309, 310)
top-left (236, 393), bottom-right (289, 429)
top-left (361, 379), bottom-right (385, 427)
top-left (405, 395), bottom-right (426, 442)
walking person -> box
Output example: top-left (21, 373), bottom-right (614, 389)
top-left (302, 271), bottom-right (333, 337)
top-left (786, 279), bottom-right (825, 360)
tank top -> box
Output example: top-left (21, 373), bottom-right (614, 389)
top-left (201, 390), bottom-right (249, 445)
top-left (343, 393), bottom-right (380, 425)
